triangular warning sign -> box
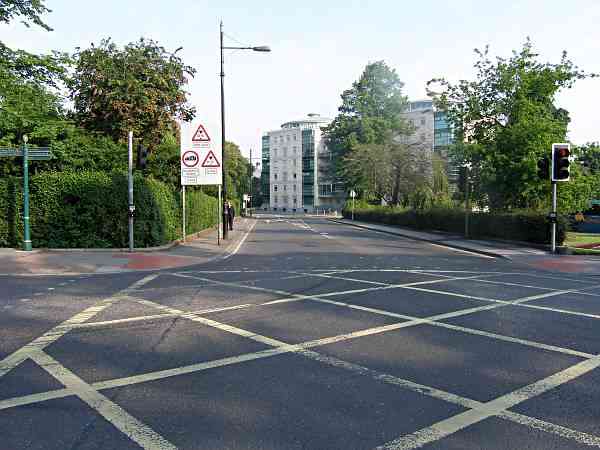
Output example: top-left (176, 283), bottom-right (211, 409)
top-left (202, 150), bottom-right (220, 168)
top-left (192, 124), bottom-right (211, 142)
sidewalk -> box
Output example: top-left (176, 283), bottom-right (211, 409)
top-left (0, 218), bottom-right (255, 276)
top-left (329, 218), bottom-right (548, 259)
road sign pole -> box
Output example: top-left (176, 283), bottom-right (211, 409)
top-left (551, 181), bottom-right (557, 253)
top-left (128, 131), bottom-right (134, 252)
top-left (182, 185), bottom-right (186, 243)
top-left (22, 138), bottom-right (32, 251)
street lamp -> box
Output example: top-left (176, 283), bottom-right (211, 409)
top-left (220, 21), bottom-right (270, 239)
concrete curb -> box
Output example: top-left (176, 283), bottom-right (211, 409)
top-left (328, 218), bottom-right (512, 260)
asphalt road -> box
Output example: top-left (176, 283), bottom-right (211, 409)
top-left (1, 216), bottom-right (600, 450)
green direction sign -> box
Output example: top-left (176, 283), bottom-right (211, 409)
top-left (0, 147), bottom-right (53, 160)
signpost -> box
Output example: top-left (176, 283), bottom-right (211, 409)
top-left (0, 139), bottom-right (52, 251)
top-left (180, 122), bottom-right (223, 244)
top-left (350, 190), bottom-right (357, 221)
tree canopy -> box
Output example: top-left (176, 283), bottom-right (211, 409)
top-left (69, 38), bottom-right (196, 151)
top-left (428, 40), bottom-right (597, 211)
top-left (323, 61), bottom-right (410, 159)
top-left (0, 0), bottom-right (51, 30)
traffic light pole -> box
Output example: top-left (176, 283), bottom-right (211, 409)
top-left (551, 181), bottom-right (557, 254)
top-left (128, 131), bottom-right (134, 252)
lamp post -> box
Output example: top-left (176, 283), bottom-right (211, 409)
top-left (220, 21), bottom-right (270, 239)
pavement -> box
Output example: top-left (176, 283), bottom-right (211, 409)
top-left (2, 216), bottom-right (600, 449)
top-left (0, 218), bottom-right (256, 276)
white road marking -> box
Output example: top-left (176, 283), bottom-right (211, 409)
top-left (3, 280), bottom-right (600, 449)
top-left (377, 354), bottom-right (600, 449)
top-left (223, 219), bottom-right (257, 260)
top-left (30, 350), bottom-right (176, 450)
top-left (428, 242), bottom-right (495, 259)
top-left (0, 274), bottom-right (158, 379)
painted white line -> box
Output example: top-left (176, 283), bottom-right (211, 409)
top-left (30, 350), bottom-right (176, 450)
top-left (223, 219), bottom-right (257, 260)
top-left (428, 242), bottom-right (495, 259)
top-left (500, 411), bottom-right (600, 447)
top-left (378, 354), bottom-right (600, 450)
top-left (68, 303), bottom-right (256, 330)
top-left (3, 295), bottom-right (600, 450)
top-left (0, 274), bottom-right (159, 379)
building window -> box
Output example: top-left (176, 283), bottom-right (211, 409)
top-left (284, 185), bottom-right (287, 191)
top-left (274, 195), bottom-right (278, 203)
top-left (420, 118), bottom-right (426, 125)
top-left (293, 173), bottom-right (297, 178)
top-left (293, 185), bottom-right (297, 192)
top-left (293, 197), bottom-right (297, 204)
top-left (293, 160), bottom-right (297, 166)
top-left (274, 173), bottom-right (278, 180)
top-left (293, 135), bottom-right (297, 141)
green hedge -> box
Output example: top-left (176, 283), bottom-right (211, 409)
top-left (185, 187), bottom-right (219, 235)
top-left (343, 205), bottom-right (567, 245)
top-left (0, 171), bottom-right (218, 248)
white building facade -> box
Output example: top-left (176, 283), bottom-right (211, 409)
top-left (261, 114), bottom-right (345, 212)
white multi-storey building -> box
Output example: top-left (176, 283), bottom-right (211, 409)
top-left (261, 114), bottom-right (345, 212)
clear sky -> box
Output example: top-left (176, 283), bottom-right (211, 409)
top-left (2, 0), bottom-right (599, 160)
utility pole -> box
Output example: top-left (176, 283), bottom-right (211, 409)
top-left (249, 148), bottom-right (253, 217)
top-left (220, 21), bottom-right (228, 240)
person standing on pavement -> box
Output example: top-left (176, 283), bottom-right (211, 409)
top-left (228, 201), bottom-right (235, 231)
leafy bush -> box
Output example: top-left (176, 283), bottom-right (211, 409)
top-left (343, 203), bottom-right (567, 245)
top-left (0, 171), bottom-right (219, 248)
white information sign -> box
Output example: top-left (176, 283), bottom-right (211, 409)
top-left (180, 122), bottom-right (222, 185)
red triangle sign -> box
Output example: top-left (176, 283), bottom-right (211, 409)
top-left (192, 124), bottom-right (211, 142)
top-left (201, 150), bottom-right (220, 168)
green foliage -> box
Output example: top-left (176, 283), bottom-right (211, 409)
top-left (0, 171), bottom-right (219, 248)
top-left (203, 141), bottom-right (252, 204)
top-left (69, 38), bottom-right (196, 151)
top-left (0, 0), bottom-right (52, 30)
top-left (428, 39), bottom-right (597, 211)
top-left (323, 61), bottom-right (410, 161)
top-left (0, 42), bottom-right (71, 154)
top-left (145, 132), bottom-right (180, 186)
top-left (578, 142), bottom-right (600, 174)
top-left (343, 204), bottom-right (567, 245)
top-left (184, 187), bottom-right (218, 235)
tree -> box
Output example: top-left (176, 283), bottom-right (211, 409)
top-left (428, 40), bottom-right (597, 211)
top-left (0, 0), bottom-right (51, 30)
top-left (340, 139), bottom-right (433, 207)
top-left (323, 61), bottom-right (410, 161)
top-left (578, 142), bottom-right (600, 173)
top-left (69, 38), bottom-right (196, 152)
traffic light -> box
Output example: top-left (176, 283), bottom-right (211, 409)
top-left (137, 144), bottom-right (148, 170)
top-left (551, 143), bottom-right (570, 182)
top-left (537, 157), bottom-right (549, 180)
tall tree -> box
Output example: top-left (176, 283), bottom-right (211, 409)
top-left (69, 38), bottom-right (196, 152)
top-left (428, 40), bottom-right (596, 211)
top-left (0, 0), bottom-right (51, 30)
top-left (323, 61), bottom-right (410, 161)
